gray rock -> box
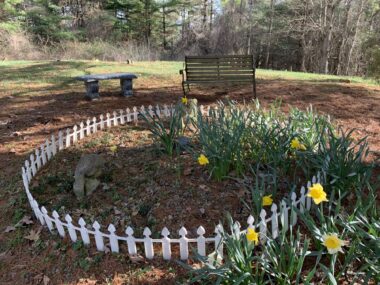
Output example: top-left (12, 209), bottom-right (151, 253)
top-left (73, 154), bottom-right (105, 199)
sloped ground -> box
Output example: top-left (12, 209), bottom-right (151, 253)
top-left (0, 61), bottom-right (379, 284)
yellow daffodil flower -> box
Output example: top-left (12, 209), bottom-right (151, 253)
top-left (109, 145), bottom-right (118, 153)
top-left (307, 183), bottom-right (328, 204)
top-left (290, 138), bottom-right (306, 151)
top-left (322, 233), bottom-right (348, 254)
top-left (246, 228), bottom-right (259, 245)
top-left (198, 154), bottom-right (209, 165)
top-left (181, 97), bottom-right (188, 104)
top-left (262, 195), bottom-right (273, 206)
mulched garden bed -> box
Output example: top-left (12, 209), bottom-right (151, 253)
top-left (30, 123), bottom-right (262, 237)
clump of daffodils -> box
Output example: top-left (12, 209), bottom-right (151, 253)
top-left (307, 183), bottom-right (328, 204)
top-left (246, 228), bottom-right (259, 245)
top-left (290, 138), bottom-right (306, 151)
top-left (322, 233), bottom-right (348, 254)
top-left (198, 154), bottom-right (209, 165)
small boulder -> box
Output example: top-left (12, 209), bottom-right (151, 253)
top-left (73, 154), bottom-right (105, 199)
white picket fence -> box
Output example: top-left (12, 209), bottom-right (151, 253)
top-left (21, 104), bottom-right (320, 260)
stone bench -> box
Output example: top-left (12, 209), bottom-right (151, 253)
top-left (75, 73), bottom-right (138, 100)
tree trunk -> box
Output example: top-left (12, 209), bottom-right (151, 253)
top-left (209, 0), bottom-right (213, 31)
top-left (202, 0), bottom-right (208, 28)
top-left (264, 0), bottom-right (274, 68)
top-left (336, 0), bottom-right (352, 75)
top-left (319, 0), bottom-right (342, 74)
top-left (345, 0), bottom-right (366, 75)
top-left (162, 5), bottom-right (166, 49)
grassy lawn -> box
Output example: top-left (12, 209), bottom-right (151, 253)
top-left (0, 60), bottom-right (377, 96)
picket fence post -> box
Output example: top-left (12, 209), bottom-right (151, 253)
top-left (280, 200), bottom-right (288, 231)
top-left (106, 113), bottom-right (111, 127)
top-left (196, 226), bottom-right (206, 256)
top-left (179, 227), bottom-right (189, 260)
top-left (126, 108), bottom-right (132, 122)
top-left (93, 221), bottom-right (105, 251)
top-left (108, 224), bottom-right (119, 253)
top-left (45, 139), bottom-right (52, 160)
top-left (35, 149), bottom-right (42, 169)
top-left (78, 218), bottom-right (90, 245)
top-left (271, 203), bottom-right (279, 239)
top-left (113, 111), bottom-right (118, 126)
top-left (126, 226), bottom-right (137, 255)
top-left (52, 211), bottom-right (65, 237)
top-left (32, 200), bottom-right (45, 225)
top-left (259, 209), bottom-right (267, 243)
top-left (291, 192), bottom-right (297, 226)
top-left (214, 224), bottom-right (223, 258)
top-left (51, 135), bottom-right (57, 156)
top-left (41, 207), bottom-right (54, 232)
top-left (86, 119), bottom-right (91, 136)
top-left (143, 227), bottom-right (154, 259)
top-left (161, 227), bottom-right (171, 260)
top-left (100, 114), bottom-right (105, 130)
top-left (58, 131), bottom-right (64, 150)
top-left (120, 110), bottom-right (125, 124)
top-left (306, 181), bottom-right (312, 210)
top-left (40, 144), bottom-right (47, 165)
top-left (24, 160), bottom-right (32, 182)
top-left (65, 214), bottom-right (78, 242)
top-left (133, 106), bottom-right (139, 122)
top-left (65, 128), bottom-right (71, 148)
top-left (72, 125), bottom-right (78, 143)
top-left (92, 117), bottom-right (97, 133)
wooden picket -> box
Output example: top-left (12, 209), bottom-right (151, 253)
top-left (20, 104), bottom-right (322, 261)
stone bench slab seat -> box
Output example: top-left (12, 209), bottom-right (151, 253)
top-left (75, 73), bottom-right (138, 100)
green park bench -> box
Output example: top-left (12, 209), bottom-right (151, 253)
top-left (180, 55), bottom-right (256, 98)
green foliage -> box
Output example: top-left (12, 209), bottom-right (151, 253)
top-left (259, 229), bottom-right (316, 284)
top-left (196, 102), bottom-right (248, 180)
top-left (25, 0), bottom-right (75, 43)
top-left (140, 103), bottom-right (187, 156)
top-left (297, 127), bottom-right (373, 195)
top-left (186, 215), bottom-right (265, 284)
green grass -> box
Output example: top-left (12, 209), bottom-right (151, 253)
top-left (258, 69), bottom-right (379, 85)
top-left (0, 60), bottom-right (377, 86)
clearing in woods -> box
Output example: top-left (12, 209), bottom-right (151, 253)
top-left (0, 60), bottom-right (379, 284)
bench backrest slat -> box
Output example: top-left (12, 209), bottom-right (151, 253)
top-left (184, 55), bottom-right (254, 82)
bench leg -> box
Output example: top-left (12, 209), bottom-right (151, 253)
top-left (85, 81), bottom-right (100, 100)
top-left (120, 79), bottom-right (133, 97)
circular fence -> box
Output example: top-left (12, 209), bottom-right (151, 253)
top-left (21, 104), bottom-right (320, 260)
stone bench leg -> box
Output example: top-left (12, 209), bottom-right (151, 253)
top-left (85, 80), bottom-right (100, 100)
top-left (120, 78), bottom-right (133, 97)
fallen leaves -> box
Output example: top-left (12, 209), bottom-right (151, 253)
top-left (33, 273), bottom-right (51, 285)
top-left (4, 215), bottom-right (34, 233)
top-left (16, 215), bottom-right (34, 227)
top-left (129, 254), bottom-right (145, 264)
top-left (4, 226), bottom-right (16, 233)
top-left (25, 228), bottom-right (41, 242)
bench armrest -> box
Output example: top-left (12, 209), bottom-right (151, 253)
top-left (179, 69), bottom-right (186, 81)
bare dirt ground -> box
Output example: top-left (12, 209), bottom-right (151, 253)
top-left (0, 76), bottom-right (379, 284)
